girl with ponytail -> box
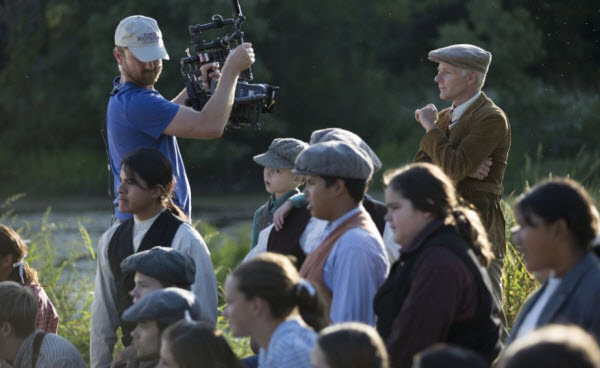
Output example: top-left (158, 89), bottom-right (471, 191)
top-left (0, 224), bottom-right (59, 333)
top-left (373, 163), bottom-right (501, 367)
top-left (91, 148), bottom-right (218, 368)
top-left (223, 252), bottom-right (327, 368)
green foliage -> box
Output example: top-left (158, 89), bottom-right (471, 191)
top-left (501, 199), bottom-right (538, 328)
top-left (194, 219), bottom-right (251, 286)
top-left (2, 0), bottom-right (597, 195)
top-left (3, 206), bottom-right (96, 363)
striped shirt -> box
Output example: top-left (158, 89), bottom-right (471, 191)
top-left (258, 316), bottom-right (316, 368)
top-left (12, 330), bottom-right (86, 368)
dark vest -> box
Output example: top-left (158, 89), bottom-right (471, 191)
top-left (255, 201), bottom-right (273, 234)
top-left (266, 206), bottom-right (312, 269)
top-left (107, 211), bottom-right (183, 346)
top-left (373, 225), bottom-right (501, 364)
top-left (363, 195), bottom-right (387, 236)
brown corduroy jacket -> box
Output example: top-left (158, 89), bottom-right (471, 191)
top-left (414, 92), bottom-right (511, 256)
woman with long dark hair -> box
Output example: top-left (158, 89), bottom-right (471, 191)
top-left (373, 163), bottom-right (501, 367)
top-left (90, 148), bottom-right (218, 368)
top-left (507, 178), bottom-right (600, 344)
top-left (0, 224), bottom-right (59, 333)
top-left (223, 252), bottom-right (327, 368)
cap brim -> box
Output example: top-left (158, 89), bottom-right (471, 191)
top-left (253, 153), bottom-right (293, 169)
top-left (129, 44), bottom-right (170, 62)
top-left (291, 167), bottom-right (316, 176)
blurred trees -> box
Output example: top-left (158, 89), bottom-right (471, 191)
top-left (0, 0), bottom-right (598, 195)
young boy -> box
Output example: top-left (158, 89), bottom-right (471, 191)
top-left (273, 128), bottom-right (400, 262)
top-left (121, 288), bottom-right (202, 367)
top-left (293, 141), bottom-right (389, 325)
top-left (248, 138), bottom-right (313, 264)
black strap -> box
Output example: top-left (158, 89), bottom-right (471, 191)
top-left (32, 332), bottom-right (47, 368)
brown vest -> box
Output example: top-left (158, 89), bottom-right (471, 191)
top-left (299, 209), bottom-right (380, 321)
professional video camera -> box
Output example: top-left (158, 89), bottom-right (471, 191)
top-left (180, 0), bottom-right (278, 128)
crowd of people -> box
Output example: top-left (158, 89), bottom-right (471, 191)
top-left (1, 13), bottom-right (600, 368)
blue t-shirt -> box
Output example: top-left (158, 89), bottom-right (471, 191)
top-left (107, 77), bottom-right (191, 220)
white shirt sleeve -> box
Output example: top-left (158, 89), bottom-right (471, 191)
top-left (243, 224), bottom-right (272, 262)
top-left (299, 218), bottom-right (328, 255)
top-left (172, 224), bottom-right (219, 326)
top-left (323, 228), bottom-right (389, 325)
top-left (90, 225), bottom-right (120, 368)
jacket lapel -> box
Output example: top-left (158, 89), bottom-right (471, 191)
top-left (537, 253), bottom-right (595, 326)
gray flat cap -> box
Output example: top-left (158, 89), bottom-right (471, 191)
top-left (293, 141), bottom-right (373, 180)
top-left (253, 138), bottom-right (309, 169)
top-left (428, 44), bottom-right (492, 73)
top-left (309, 128), bottom-right (382, 172)
top-left (120, 246), bottom-right (196, 286)
top-left (122, 287), bottom-right (201, 324)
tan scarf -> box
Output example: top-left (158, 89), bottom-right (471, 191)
top-left (299, 208), bottom-right (380, 321)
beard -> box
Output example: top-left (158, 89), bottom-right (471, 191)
top-left (121, 62), bottom-right (162, 88)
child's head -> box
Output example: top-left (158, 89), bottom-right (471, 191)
top-left (223, 253), bottom-right (326, 339)
top-left (312, 322), bottom-right (389, 368)
top-left (293, 141), bottom-right (373, 221)
top-left (253, 138), bottom-right (307, 198)
top-left (119, 148), bottom-right (187, 221)
top-left (159, 320), bottom-right (244, 368)
top-left (0, 225), bottom-right (38, 285)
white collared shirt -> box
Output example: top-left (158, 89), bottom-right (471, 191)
top-left (449, 91), bottom-right (482, 129)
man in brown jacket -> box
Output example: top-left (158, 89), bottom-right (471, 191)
top-left (413, 44), bottom-right (511, 324)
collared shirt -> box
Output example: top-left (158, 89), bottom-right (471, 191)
top-left (90, 216), bottom-right (218, 368)
top-left (449, 91), bottom-right (482, 129)
top-left (12, 330), bottom-right (86, 368)
top-left (515, 274), bottom-right (562, 340)
top-left (257, 316), bottom-right (316, 368)
top-left (289, 193), bottom-right (399, 261)
top-left (320, 206), bottom-right (389, 325)
top-left (251, 189), bottom-right (300, 248)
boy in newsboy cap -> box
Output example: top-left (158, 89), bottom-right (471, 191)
top-left (272, 127), bottom-right (400, 262)
top-left (110, 246), bottom-right (210, 368)
top-left (250, 138), bottom-right (308, 249)
top-left (293, 141), bottom-right (389, 326)
top-left (120, 246), bottom-right (196, 300)
top-left (122, 288), bottom-right (201, 367)
top-left (413, 43), bottom-right (510, 334)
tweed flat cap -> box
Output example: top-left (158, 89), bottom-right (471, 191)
top-left (253, 138), bottom-right (309, 169)
top-left (309, 128), bottom-right (382, 172)
top-left (120, 246), bottom-right (196, 286)
top-left (122, 287), bottom-right (201, 324)
top-left (428, 44), bottom-right (492, 73)
top-left (293, 141), bottom-right (373, 180)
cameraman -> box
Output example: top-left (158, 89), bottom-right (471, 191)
top-left (107, 15), bottom-right (255, 222)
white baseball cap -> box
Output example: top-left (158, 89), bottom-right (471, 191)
top-left (115, 15), bottom-right (170, 62)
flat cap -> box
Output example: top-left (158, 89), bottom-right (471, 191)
top-left (122, 287), bottom-right (201, 324)
top-left (254, 138), bottom-right (309, 169)
top-left (428, 44), bottom-right (491, 74)
top-left (309, 128), bottom-right (382, 172)
top-left (120, 246), bottom-right (196, 287)
top-left (293, 141), bottom-right (373, 180)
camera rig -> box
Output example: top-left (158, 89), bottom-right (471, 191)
top-left (180, 0), bottom-right (278, 128)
